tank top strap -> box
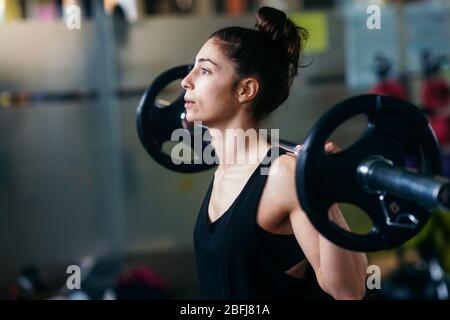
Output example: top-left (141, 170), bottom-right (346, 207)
top-left (244, 146), bottom-right (288, 220)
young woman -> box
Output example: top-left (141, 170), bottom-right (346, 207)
top-left (181, 6), bottom-right (368, 300)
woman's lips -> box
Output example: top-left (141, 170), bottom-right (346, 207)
top-left (184, 100), bottom-right (195, 108)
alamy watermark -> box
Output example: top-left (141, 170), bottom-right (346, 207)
top-left (65, 4), bottom-right (81, 30)
top-left (366, 264), bottom-right (381, 290)
top-left (170, 122), bottom-right (283, 175)
top-left (366, 5), bottom-right (381, 30)
top-left (66, 264), bottom-right (81, 290)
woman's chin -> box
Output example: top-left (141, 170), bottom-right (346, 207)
top-left (185, 112), bottom-right (202, 123)
top-left (186, 111), bottom-right (215, 127)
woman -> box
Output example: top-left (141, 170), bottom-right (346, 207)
top-left (181, 6), bottom-right (368, 300)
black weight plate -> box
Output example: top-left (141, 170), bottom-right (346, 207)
top-left (296, 94), bottom-right (441, 252)
top-left (136, 65), bottom-right (217, 173)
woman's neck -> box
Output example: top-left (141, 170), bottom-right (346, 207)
top-left (207, 118), bottom-right (271, 172)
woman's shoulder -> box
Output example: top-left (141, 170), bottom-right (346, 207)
top-left (269, 151), bottom-right (297, 177)
top-left (263, 152), bottom-right (299, 211)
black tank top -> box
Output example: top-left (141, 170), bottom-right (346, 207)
top-left (193, 147), bottom-right (332, 299)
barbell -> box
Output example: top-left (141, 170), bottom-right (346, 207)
top-left (136, 65), bottom-right (450, 252)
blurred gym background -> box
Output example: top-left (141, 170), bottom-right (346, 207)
top-left (0, 0), bottom-right (449, 300)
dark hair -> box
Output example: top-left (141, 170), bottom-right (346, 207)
top-left (210, 6), bottom-right (309, 123)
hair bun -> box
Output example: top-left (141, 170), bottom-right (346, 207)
top-left (255, 6), bottom-right (288, 42)
top-left (255, 6), bottom-right (309, 83)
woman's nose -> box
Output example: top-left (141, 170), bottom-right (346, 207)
top-left (181, 73), bottom-right (192, 90)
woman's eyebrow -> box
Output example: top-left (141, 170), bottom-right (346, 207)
top-left (196, 57), bottom-right (218, 67)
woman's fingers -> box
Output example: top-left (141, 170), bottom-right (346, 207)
top-left (325, 141), bottom-right (341, 153)
top-left (293, 142), bottom-right (340, 156)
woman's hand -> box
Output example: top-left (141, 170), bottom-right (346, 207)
top-left (293, 141), bottom-right (341, 157)
top-left (324, 141), bottom-right (341, 154)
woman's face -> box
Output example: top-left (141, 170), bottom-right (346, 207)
top-left (181, 38), bottom-right (242, 127)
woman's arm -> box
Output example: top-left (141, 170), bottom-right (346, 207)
top-left (288, 203), bottom-right (368, 299)
top-left (318, 204), bottom-right (369, 299)
top-left (273, 153), bottom-right (368, 300)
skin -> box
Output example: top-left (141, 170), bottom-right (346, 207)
top-left (181, 38), bottom-right (369, 300)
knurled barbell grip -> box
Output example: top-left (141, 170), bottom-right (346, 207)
top-left (357, 156), bottom-right (450, 212)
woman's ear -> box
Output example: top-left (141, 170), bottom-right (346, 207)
top-left (237, 77), bottom-right (259, 103)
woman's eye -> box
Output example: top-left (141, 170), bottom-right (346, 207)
top-left (201, 68), bottom-right (210, 75)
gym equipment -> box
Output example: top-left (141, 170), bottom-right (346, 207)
top-left (136, 65), bottom-right (216, 173)
top-left (295, 94), bottom-right (447, 251)
top-left (136, 65), bottom-right (450, 252)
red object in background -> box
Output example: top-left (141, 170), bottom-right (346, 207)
top-left (369, 79), bottom-right (408, 101)
top-left (421, 77), bottom-right (450, 146)
top-left (7, 284), bottom-right (20, 300)
top-left (117, 265), bottom-right (168, 291)
top-left (226, 0), bottom-right (248, 15)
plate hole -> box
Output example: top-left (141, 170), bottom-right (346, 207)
top-left (155, 80), bottom-right (183, 108)
top-left (329, 202), bottom-right (374, 235)
top-left (327, 114), bottom-right (368, 153)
